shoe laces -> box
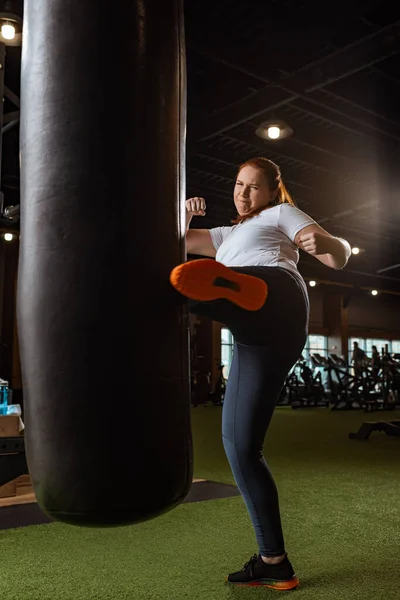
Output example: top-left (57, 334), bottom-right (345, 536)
top-left (242, 553), bottom-right (259, 575)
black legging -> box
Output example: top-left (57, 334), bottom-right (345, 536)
top-left (189, 266), bottom-right (309, 557)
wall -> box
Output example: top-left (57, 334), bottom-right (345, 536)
top-left (346, 291), bottom-right (400, 333)
top-left (301, 282), bottom-right (400, 338)
top-left (308, 286), bottom-right (324, 328)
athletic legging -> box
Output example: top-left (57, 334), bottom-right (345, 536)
top-left (189, 266), bottom-right (309, 557)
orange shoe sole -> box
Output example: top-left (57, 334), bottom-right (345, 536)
top-left (225, 575), bottom-right (300, 591)
top-left (169, 259), bottom-right (268, 311)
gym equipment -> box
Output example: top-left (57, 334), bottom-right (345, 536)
top-left (277, 355), bottom-right (328, 408)
top-left (276, 347), bottom-right (400, 413)
top-left (349, 420), bottom-right (400, 440)
top-left (327, 348), bottom-right (400, 412)
top-left (211, 367), bottom-right (226, 406)
top-left (17, 0), bottom-right (192, 526)
top-left (326, 354), bottom-right (361, 410)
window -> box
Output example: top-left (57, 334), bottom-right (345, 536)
top-left (221, 332), bottom-right (400, 378)
top-left (364, 338), bottom-right (390, 356)
top-left (303, 334), bottom-right (327, 362)
top-left (221, 328), bottom-right (234, 378)
top-left (391, 341), bottom-right (400, 357)
top-left (348, 337), bottom-right (394, 363)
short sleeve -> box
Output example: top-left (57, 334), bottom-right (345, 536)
top-left (277, 204), bottom-right (317, 242)
top-left (208, 226), bottom-right (234, 251)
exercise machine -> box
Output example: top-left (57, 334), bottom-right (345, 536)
top-left (349, 420), bottom-right (400, 440)
top-left (277, 355), bottom-right (328, 408)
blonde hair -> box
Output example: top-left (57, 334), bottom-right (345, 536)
top-left (232, 157), bottom-right (296, 224)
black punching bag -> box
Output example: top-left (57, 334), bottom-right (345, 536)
top-left (17, 0), bottom-right (192, 526)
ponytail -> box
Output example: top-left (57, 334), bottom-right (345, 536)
top-left (277, 180), bottom-right (296, 206)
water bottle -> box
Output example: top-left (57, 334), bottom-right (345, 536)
top-left (0, 379), bottom-right (9, 416)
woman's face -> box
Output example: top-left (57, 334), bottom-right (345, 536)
top-left (234, 165), bottom-right (275, 216)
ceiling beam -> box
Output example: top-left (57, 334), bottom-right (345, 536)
top-left (308, 87), bottom-right (400, 139)
top-left (4, 86), bottom-right (20, 109)
top-left (190, 128), bottom-right (345, 176)
top-left (195, 124), bottom-right (371, 188)
top-left (190, 20), bottom-right (400, 141)
top-left (189, 47), bottom-right (400, 145)
top-left (187, 50), bottom-right (400, 165)
top-left (238, 105), bottom-right (385, 168)
top-left (291, 95), bottom-right (400, 143)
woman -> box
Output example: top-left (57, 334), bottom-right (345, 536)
top-left (170, 157), bottom-right (351, 590)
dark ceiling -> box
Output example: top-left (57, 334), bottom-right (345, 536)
top-left (184, 0), bottom-right (400, 296)
top-left (1, 0), bottom-right (400, 297)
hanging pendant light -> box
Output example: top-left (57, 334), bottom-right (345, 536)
top-left (0, 1), bottom-right (23, 46)
top-left (255, 119), bottom-right (293, 141)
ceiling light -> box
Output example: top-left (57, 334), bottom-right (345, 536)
top-left (371, 290), bottom-right (378, 296)
top-left (4, 233), bottom-right (13, 241)
top-left (309, 280), bottom-right (317, 287)
top-left (1, 22), bottom-right (15, 40)
top-left (255, 119), bottom-right (293, 141)
top-left (0, 11), bottom-right (22, 46)
top-left (267, 126), bottom-right (281, 139)
top-left (351, 247), bottom-right (360, 255)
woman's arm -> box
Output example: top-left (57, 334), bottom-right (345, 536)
top-left (294, 223), bottom-right (352, 270)
top-left (186, 229), bottom-right (216, 257)
top-left (185, 197), bottom-right (216, 257)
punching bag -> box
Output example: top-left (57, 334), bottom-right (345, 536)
top-left (17, 0), bottom-right (192, 526)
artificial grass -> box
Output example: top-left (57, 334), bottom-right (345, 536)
top-left (1, 406), bottom-right (399, 599)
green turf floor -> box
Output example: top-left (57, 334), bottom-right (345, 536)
top-left (1, 406), bottom-right (400, 599)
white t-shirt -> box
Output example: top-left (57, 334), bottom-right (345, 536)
top-left (209, 203), bottom-right (316, 286)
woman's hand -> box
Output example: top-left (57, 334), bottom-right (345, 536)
top-left (297, 231), bottom-right (331, 256)
top-left (295, 225), bottom-right (351, 269)
top-left (186, 197), bottom-right (206, 217)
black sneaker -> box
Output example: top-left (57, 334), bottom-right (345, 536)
top-left (225, 553), bottom-right (300, 591)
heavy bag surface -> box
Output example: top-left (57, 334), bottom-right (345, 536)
top-left (17, 0), bottom-right (192, 526)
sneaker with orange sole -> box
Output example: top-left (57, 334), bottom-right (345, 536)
top-left (169, 259), bottom-right (268, 311)
top-left (225, 553), bottom-right (300, 591)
